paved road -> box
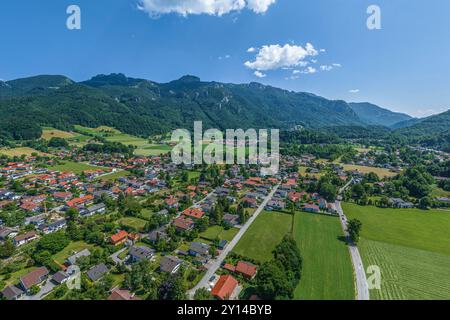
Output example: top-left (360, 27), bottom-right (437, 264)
top-left (335, 200), bottom-right (370, 300)
top-left (187, 184), bottom-right (280, 299)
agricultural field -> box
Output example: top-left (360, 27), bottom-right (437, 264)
top-left (49, 161), bottom-right (105, 174)
top-left (293, 212), bottom-right (355, 300)
top-left (298, 166), bottom-right (323, 178)
top-left (233, 211), bottom-right (292, 263)
top-left (341, 164), bottom-right (398, 178)
top-left (343, 203), bottom-right (450, 299)
top-left (0, 147), bottom-right (49, 157)
top-left (41, 127), bottom-right (77, 140)
top-left (74, 125), bottom-right (172, 156)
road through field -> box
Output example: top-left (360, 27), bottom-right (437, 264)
top-left (187, 184), bottom-right (280, 299)
top-left (335, 201), bottom-right (370, 300)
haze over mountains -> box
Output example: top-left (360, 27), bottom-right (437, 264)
top-left (0, 73), bottom-right (448, 142)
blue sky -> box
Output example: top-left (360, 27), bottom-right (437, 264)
top-left (0, 0), bottom-right (449, 117)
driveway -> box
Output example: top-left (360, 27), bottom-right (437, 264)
top-left (187, 184), bottom-right (280, 299)
top-left (21, 279), bottom-right (56, 300)
top-left (110, 247), bottom-right (128, 265)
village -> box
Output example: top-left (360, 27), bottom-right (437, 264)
top-left (0, 145), bottom-right (347, 301)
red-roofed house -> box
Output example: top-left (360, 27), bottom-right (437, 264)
top-left (211, 275), bottom-right (238, 300)
top-left (173, 216), bottom-right (195, 232)
top-left (109, 230), bottom-right (129, 246)
top-left (235, 261), bottom-right (258, 279)
top-left (20, 267), bottom-right (49, 292)
top-left (182, 207), bottom-right (205, 219)
top-left (66, 195), bottom-right (94, 208)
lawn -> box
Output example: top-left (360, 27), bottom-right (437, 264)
top-left (199, 226), bottom-right (239, 242)
top-left (343, 203), bottom-right (450, 300)
top-left (49, 161), bottom-right (105, 174)
top-left (140, 209), bottom-right (154, 220)
top-left (0, 147), bottom-right (50, 157)
top-left (233, 211), bottom-right (292, 263)
top-left (52, 241), bottom-right (94, 265)
top-left (118, 217), bottom-right (148, 231)
top-left (341, 165), bottom-right (398, 178)
top-left (293, 212), bottom-right (355, 300)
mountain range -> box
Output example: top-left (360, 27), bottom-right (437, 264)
top-left (0, 73), bottom-right (448, 143)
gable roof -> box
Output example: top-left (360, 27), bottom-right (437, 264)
top-left (211, 275), bottom-right (238, 300)
top-left (108, 288), bottom-right (141, 301)
top-left (20, 266), bottom-right (49, 290)
top-left (1, 285), bottom-right (24, 300)
top-left (236, 261), bottom-right (257, 278)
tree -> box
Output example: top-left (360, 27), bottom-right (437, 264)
top-left (36, 232), bottom-right (69, 254)
top-left (318, 182), bottom-right (337, 202)
top-left (0, 239), bottom-right (15, 258)
top-left (348, 219), bottom-right (362, 243)
top-left (158, 273), bottom-right (187, 300)
top-left (419, 196), bottom-right (433, 209)
top-left (29, 285), bottom-right (40, 296)
top-left (65, 207), bottom-right (79, 221)
top-left (194, 288), bottom-right (213, 300)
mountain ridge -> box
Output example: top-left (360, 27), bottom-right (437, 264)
top-left (0, 73), bottom-right (447, 144)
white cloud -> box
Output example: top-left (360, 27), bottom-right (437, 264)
top-left (218, 54), bottom-right (231, 60)
top-left (138, 0), bottom-right (275, 17)
top-left (246, 0), bottom-right (276, 13)
top-left (247, 47), bottom-right (256, 53)
top-left (301, 66), bottom-right (317, 74)
top-left (244, 43), bottom-right (319, 71)
top-left (349, 89), bottom-right (360, 93)
top-left (254, 71), bottom-right (267, 78)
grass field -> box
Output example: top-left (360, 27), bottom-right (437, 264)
top-left (118, 217), bottom-right (148, 231)
top-left (52, 241), bottom-right (94, 265)
top-left (343, 203), bottom-right (450, 299)
top-left (431, 185), bottom-right (450, 198)
top-left (341, 165), bottom-right (398, 178)
top-left (41, 127), bottom-right (76, 140)
top-left (233, 211), bottom-right (292, 262)
top-left (199, 226), bottom-right (239, 242)
top-left (0, 147), bottom-right (49, 157)
top-left (49, 161), bottom-right (105, 174)
top-left (74, 125), bottom-right (172, 156)
top-left (95, 170), bottom-right (130, 181)
top-left (293, 212), bottom-right (355, 300)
